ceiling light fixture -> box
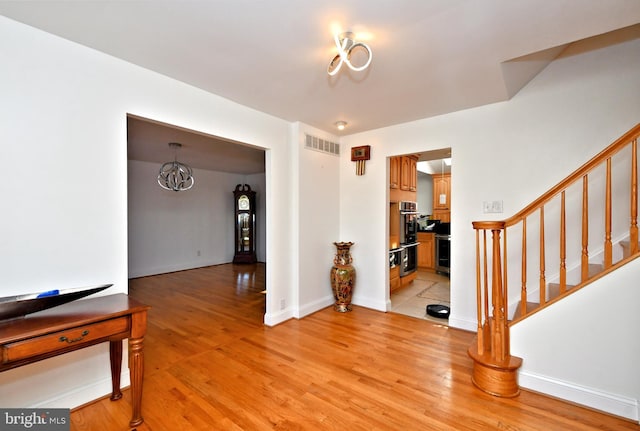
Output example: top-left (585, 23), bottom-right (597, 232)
top-left (335, 121), bottom-right (347, 130)
top-left (327, 32), bottom-right (372, 76)
top-left (157, 142), bottom-right (195, 192)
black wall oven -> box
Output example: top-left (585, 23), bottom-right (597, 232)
top-left (400, 243), bottom-right (418, 276)
top-left (398, 201), bottom-right (419, 276)
top-left (399, 201), bottom-right (419, 245)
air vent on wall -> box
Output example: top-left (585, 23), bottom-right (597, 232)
top-left (305, 134), bottom-right (340, 156)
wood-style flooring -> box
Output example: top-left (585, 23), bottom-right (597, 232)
top-left (70, 263), bottom-right (638, 430)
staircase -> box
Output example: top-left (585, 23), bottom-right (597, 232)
top-left (468, 123), bottom-right (640, 397)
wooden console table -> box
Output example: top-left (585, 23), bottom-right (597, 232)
top-left (0, 293), bottom-right (150, 427)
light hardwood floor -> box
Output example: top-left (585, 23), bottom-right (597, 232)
top-left (70, 264), bottom-right (638, 430)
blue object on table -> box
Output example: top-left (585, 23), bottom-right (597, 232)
top-left (36, 290), bottom-right (60, 298)
top-left (0, 285), bottom-right (112, 321)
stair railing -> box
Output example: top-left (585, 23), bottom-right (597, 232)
top-left (468, 123), bottom-right (640, 397)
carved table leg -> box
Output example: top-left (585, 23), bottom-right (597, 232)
top-left (109, 340), bottom-right (123, 401)
top-left (128, 336), bottom-right (145, 427)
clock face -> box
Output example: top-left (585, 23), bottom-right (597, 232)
top-left (238, 195), bottom-right (250, 211)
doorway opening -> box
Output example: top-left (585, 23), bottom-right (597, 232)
top-left (126, 114), bottom-right (267, 318)
top-left (388, 148), bottom-right (451, 324)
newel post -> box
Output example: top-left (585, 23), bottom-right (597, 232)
top-left (489, 226), bottom-right (508, 361)
top-left (469, 221), bottom-right (522, 398)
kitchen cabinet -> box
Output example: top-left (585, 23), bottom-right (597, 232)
top-left (432, 210), bottom-right (450, 223)
top-left (389, 154), bottom-right (420, 292)
top-left (390, 154), bottom-right (419, 202)
top-left (400, 271), bottom-right (416, 288)
top-left (409, 158), bottom-right (417, 192)
top-left (400, 156), bottom-right (417, 191)
top-left (389, 202), bottom-right (400, 249)
top-left (432, 173), bottom-right (451, 222)
top-left (417, 232), bottom-right (435, 270)
top-left (433, 173), bottom-right (450, 209)
top-left (389, 157), bottom-right (400, 189)
top-left (390, 265), bottom-right (400, 292)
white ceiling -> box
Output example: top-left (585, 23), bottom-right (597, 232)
top-left (127, 115), bottom-right (265, 175)
top-left (2, 1), bottom-right (639, 174)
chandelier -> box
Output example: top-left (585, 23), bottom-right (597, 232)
top-left (327, 32), bottom-right (372, 76)
top-left (157, 142), bottom-right (194, 192)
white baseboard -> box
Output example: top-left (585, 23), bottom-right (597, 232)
top-left (447, 314), bottom-right (477, 332)
top-left (385, 298), bottom-right (393, 312)
top-left (519, 370), bottom-right (639, 423)
top-left (32, 371), bottom-right (130, 409)
top-left (352, 294), bottom-right (387, 312)
top-left (295, 295), bottom-right (335, 319)
top-left (267, 293), bottom-right (389, 326)
top-left (264, 308), bottom-right (295, 326)
top-left (128, 260), bottom-right (228, 279)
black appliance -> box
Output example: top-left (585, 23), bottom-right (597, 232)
top-left (399, 201), bottom-right (419, 245)
top-left (400, 243), bottom-right (418, 276)
top-left (398, 201), bottom-right (419, 276)
top-left (434, 222), bottom-right (450, 275)
top-left (389, 248), bottom-right (401, 268)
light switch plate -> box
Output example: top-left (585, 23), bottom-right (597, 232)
top-left (483, 200), bottom-right (503, 213)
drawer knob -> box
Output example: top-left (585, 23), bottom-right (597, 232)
top-left (59, 330), bottom-right (89, 344)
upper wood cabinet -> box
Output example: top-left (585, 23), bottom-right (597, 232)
top-left (390, 155), bottom-right (418, 202)
top-left (400, 156), bottom-right (418, 191)
top-left (389, 157), bottom-right (400, 189)
top-left (410, 159), bottom-right (417, 192)
top-left (432, 209), bottom-right (451, 223)
top-left (432, 172), bottom-right (451, 222)
top-left (433, 173), bottom-right (451, 210)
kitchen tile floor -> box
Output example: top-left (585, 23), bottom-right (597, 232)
top-left (390, 269), bottom-right (450, 325)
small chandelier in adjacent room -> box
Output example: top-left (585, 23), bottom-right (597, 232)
top-left (157, 142), bottom-right (194, 191)
top-left (327, 31), bottom-right (372, 76)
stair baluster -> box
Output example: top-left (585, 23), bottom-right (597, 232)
top-left (468, 124), bottom-right (640, 398)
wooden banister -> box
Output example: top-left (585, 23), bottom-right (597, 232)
top-left (631, 140), bottom-right (638, 254)
top-left (502, 125), bottom-right (640, 227)
top-left (581, 176), bottom-right (589, 282)
top-left (560, 191), bottom-right (566, 294)
top-left (605, 158), bottom-right (613, 268)
top-left (468, 123), bottom-right (640, 398)
top-left (539, 207), bottom-right (546, 305)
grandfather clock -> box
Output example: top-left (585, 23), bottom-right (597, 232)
top-left (233, 184), bottom-right (257, 263)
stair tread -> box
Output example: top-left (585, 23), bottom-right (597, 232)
top-left (511, 301), bottom-right (539, 320)
top-left (547, 263), bottom-right (603, 299)
top-left (547, 283), bottom-right (575, 300)
top-left (620, 240), bottom-right (640, 258)
top-left (511, 242), bottom-right (640, 322)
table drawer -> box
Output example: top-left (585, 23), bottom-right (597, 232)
top-left (2, 317), bottom-right (130, 364)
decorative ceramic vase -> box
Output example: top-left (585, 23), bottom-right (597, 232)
top-left (330, 242), bottom-right (356, 312)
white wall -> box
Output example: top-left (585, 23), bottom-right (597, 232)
top-left (340, 27), bottom-right (640, 419)
top-left (0, 16), bottom-right (291, 408)
top-left (417, 172), bottom-right (433, 216)
top-left (294, 123), bottom-right (341, 317)
top-left (128, 161), bottom-right (263, 277)
top-left (511, 258), bottom-right (640, 421)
